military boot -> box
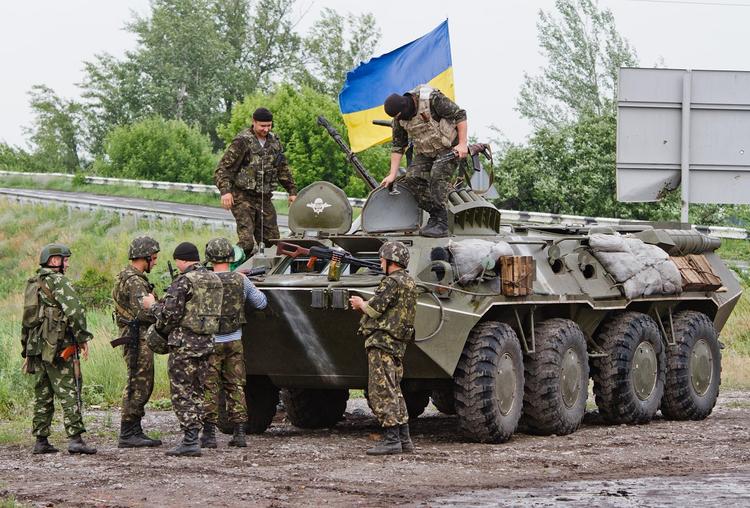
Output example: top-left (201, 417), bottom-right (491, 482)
top-left (366, 426), bottom-right (402, 456)
top-left (199, 422), bottom-right (217, 449)
top-left (399, 423), bottom-right (414, 453)
top-left (68, 434), bottom-right (97, 455)
top-left (420, 209), bottom-right (449, 238)
top-left (166, 428), bottom-right (202, 457)
top-left (134, 419), bottom-right (162, 447)
top-left (228, 424), bottom-right (247, 448)
top-left (32, 436), bottom-right (58, 454)
top-left (419, 214), bottom-right (439, 236)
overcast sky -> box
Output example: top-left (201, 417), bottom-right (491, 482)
top-left (2, 0), bottom-right (749, 149)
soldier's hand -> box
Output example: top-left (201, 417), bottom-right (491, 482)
top-left (142, 293), bottom-right (156, 310)
top-left (80, 341), bottom-right (89, 361)
top-left (288, 194), bottom-right (297, 204)
top-left (349, 295), bottom-right (365, 311)
top-left (454, 143), bottom-right (469, 159)
top-left (220, 193), bottom-right (234, 210)
top-left (380, 174), bottom-right (396, 188)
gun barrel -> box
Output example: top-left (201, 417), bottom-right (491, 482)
top-left (317, 115), bottom-right (379, 190)
top-left (372, 119), bottom-right (392, 127)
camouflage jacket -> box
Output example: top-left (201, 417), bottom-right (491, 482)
top-left (151, 263), bottom-right (217, 357)
top-left (112, 265), bottom-right (157, 341)
top-left (214, 129), bottom-right (297, 197)
top-left (359, 269), bottom-right (417, 358)
top-left (21, 267), bottom-right (92, 361)
top-left (391, 89), bottom-right (467, 156)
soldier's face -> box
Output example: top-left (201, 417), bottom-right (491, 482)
top-left (252, 120), bottom-right (272, 138)
top-left (145, 253), bottom-right (158, 273)
top-left (47, 255), bottom-right (69, 271)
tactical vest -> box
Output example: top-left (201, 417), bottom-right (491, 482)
top-left (216, 271), bottom-right (247, 334)
top-left (178, 269), bottom-right (223, 335)
top-left (234, 131), bottom-right (284, 194)
top-left (359, 271), bottom-right (417, 342)
top-left (22, 274), bottom-right (67, 363)
top-left (399, 85), bottom-right (457, 157)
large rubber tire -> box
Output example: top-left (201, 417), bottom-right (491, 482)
top-left (454, 321), bottom-right (524, 443)
top-left (520, 319), bottom-right (589, 436)
top-left (590, 312), bottom-right (666, 424)
top-left (431, 388), bottom-right (457, 415)
top-left (661, 311), bottom-right (722, 421)
top-left (281, 388), bottom-right (349, 429)
top-left (404, 389), bottom-right (431, 419)
top-left (245, 375), bottom-right (280, 434)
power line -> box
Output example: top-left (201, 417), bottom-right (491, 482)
top-left (627, 0), bottom-right (750, 7)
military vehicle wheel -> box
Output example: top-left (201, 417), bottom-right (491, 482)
top-left (661, 311), bottom-right (721, 421)
top-left (454, 321), bottom-right (524, 443)
top-left (520, 319), bottom-right (589, 436)
top-left (282, 388), bottom-right (349, 429)
top-left (591, 312), bottom-right (665, 424)
top-left (404, 389), bottom-right (430, 419)
top-left (431, 388), bottom-right (456, 415)
top-left (245, 375), bottom-right (280, 434)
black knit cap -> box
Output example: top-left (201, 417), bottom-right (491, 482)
top-left (173, 242), bottom-right (200, 262)
top-left (384, 93), bottom-right (411, 117)
top-left (252, 107), bottom-right (273, 122)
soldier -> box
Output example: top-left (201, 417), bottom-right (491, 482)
top-left (380, 85), bottom-right (468, 238)
top-left (349, 241), bottom-right (418, 455)
top-left (112, 236), bottom-right (162, 448)
top-left (21, 243), bottom-right (96, 455)
top-left (200, 238), bottom-right (267, 449)
top-left (214, 107), bottom-right (298, 258)
top-left (142, 242), bottom-right (223, 457)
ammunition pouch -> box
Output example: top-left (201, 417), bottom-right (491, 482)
top-left (41, 306), bottom-right (66, 364)
top-left (145, 324), bottom-right (169, 355)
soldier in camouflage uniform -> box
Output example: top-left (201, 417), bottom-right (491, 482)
top-left (112, 236), bottom-right (162, 448)
top-left (349, 241), bottom-right (418, 455)
top-left (214, 107), bottom-right (298, 257)
top-left (200, 238), bottom-right (267, 449)
top-left (381, 85), bottom-right (468, 238)
top-left (142, 242), bottom-right (223, 457)
top-left (21, 243), bottom-right (96, 455)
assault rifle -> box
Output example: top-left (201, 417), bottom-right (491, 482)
top-left (167, 261), bottom-right (178, 281)
top-left (237, 266), bottom-right (268, 277)
top-left (276, 242), bottom-right (383, 273)
top-left (434, 143), bottom-right (493, 171)
top-left (110, 316), bottom-right (140, 401)
top-left (60, 337), bottom-right (83, 414)
top-left (317, 116), bottom-right (379, 191)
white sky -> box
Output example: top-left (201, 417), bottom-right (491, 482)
top-left (1, 0), bottom-right (749, 149)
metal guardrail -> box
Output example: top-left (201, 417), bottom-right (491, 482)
top-left (1, 170), bottom-right (747, 239)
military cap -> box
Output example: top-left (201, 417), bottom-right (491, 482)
top-left (128, 236), bottom-right (160, 260)
top-left (205, 237), bottom-right (235, 263)
top-left (173, 242), bottom-right (200, 262)
top-left (252, 107), bottom-right (273, 122)
top-left (39, 243), bottom-right (72, 265)
top-left (379, 241), bottom-right (410, 268)
top-left (384, 93), bottom-right (411, 117)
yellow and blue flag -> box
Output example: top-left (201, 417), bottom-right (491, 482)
top-left (338, 20), bottom-right (455, 153)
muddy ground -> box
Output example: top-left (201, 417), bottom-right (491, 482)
top-left (1, 391), bottom-right (749, 507)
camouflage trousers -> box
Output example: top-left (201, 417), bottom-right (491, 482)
top-left (230, 190), bottom-right (279, 255)
top-left (120, 335), bottom-right (155, 422)
top-left (203, 340), bottom-right (248, 425)
top-left (367, 347), bottom-right (408, 428)
top-left (398, 152), bottom-right (458, 214)
top-left (168, 351), bottom-right (210, 432)
top-left (30, 357), bottom-right (85, 438)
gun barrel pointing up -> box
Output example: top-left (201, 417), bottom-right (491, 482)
top-left (317, 116), bottom-right (379, 191)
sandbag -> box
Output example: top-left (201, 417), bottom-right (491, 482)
top-left (593, 251), bottom-right (645, 282)
top-left (589, 233), bottom-right (630, 253)
top-left (448, 239), bottom-right (514, 284)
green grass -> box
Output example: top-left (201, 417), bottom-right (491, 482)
top-left (718, 238), bottom-right (750, 263)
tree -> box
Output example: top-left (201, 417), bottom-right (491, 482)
top-left (24, 85), bottom-right (85, 173)
top-left (517, 0), bottom-right (637, 129)
top-left (298, 8), bottom-right (381, 96)
top-left (96, 116), bottom-right (216, 184)
top-left (219, 85), bottom-right (390, 197)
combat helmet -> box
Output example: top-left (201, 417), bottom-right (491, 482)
top-left (378, 241), bottom-right (410, 268)
top-left (39, 243), bottom-right (72, 266)
top-left (128, 236), bottom-right (160, 260)
top-left (205, 237), bottom-right (235, 263)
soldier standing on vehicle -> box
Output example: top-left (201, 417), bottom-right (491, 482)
top-left (214, 107), bottom-right (298, 258)
top-left (349, 241), bottom-right (418, 455)
top-left (112, 236), bottom-right (163, 448)
top-left (380, 85), bottom-right (468, 238)
top-left (142, 242), bottom-right (223, 457)
top-left (200, 238), bottom-right (267, 449)
top-left (21, 243), bottom-right (96, 455)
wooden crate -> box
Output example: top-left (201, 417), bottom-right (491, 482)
top-left (499, 256), bottom-right (535, 297)
top-left (669, 254), bottom-right (722, 292)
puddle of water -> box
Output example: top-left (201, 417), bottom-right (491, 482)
top-left (431, 472), bottom-right (750, 507)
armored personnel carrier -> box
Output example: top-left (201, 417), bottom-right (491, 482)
top-left (231, 119), bottom-right (741, 443)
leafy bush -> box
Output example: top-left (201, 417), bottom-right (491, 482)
top-left (73, 268), bottom-right (114, 310)
top-left (95, 116), bottom-right (217, 184)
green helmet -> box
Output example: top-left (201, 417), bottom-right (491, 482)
top-left (205, 237), bottom-right (235, 263)
top-left (39, 243), bottom-right (72, 266)
top-left (128, 236), bottom-right (160, 260)
top-left (379, 241), bottom-right (409, 268)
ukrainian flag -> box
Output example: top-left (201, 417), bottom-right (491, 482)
top-left (338, 20), bottom-right (455, 153)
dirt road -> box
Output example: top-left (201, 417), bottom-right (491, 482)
top-left (1, 391), bottom-right (749, 507)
